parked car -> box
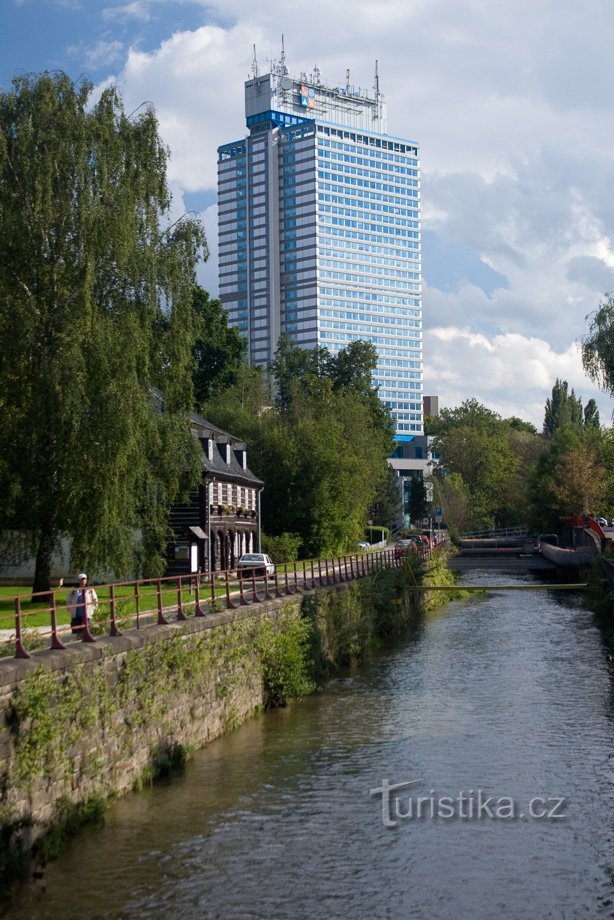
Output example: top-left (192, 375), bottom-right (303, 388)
top-left (357, 541), bottom-right (370, 550)
top-left (597, 517), bottom-right (608, 528)
top-left (394, 539), bottom-right (415, 557)
top-left (237, 553), bottom-right (275, 577)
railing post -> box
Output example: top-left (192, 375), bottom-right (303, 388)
top-left (49, 591), bottom-right (66, 650)
top-left (210, 570), bottom-right (216, 610)
top-left (194, 577), bottom-right (206, 617)
top-left (134, 581), bottom-right (141, 629)
top-left (225, 569), bottom-right (233, 608)
top-left (109, 584), bottom-right (121, 636)
top-left (318, 558), bottom-right (324, 587)
top-left (310, 559), bottom-right (315, 589)
top-left (293, 561), bottom-right (300, 592)
top-left (176, 577), bottom-right (187, 621)
top-left (14, 596), bottom-right (30, 659)
top-left (157, 579), bottom-right (169, 625)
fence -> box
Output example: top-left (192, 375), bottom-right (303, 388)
top-left (0, 549), bottom-right (403, 660)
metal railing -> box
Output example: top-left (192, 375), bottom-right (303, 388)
top-left (0, 549), bottom-right (403, 660)
top-left (458, 526), bottom-right (529, 539)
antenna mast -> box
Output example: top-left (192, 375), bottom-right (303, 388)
top-left (251, 44), bottom-right (259, 79)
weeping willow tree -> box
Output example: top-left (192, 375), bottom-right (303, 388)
top-left (0, 73), bottom-right (207, 590)
top-left (582, 295), bottom-right (614, 406)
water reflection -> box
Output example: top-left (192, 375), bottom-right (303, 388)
top-left (5, 571), bottom-right (614, 919)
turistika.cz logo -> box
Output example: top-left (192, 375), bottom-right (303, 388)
top-left (370, 779), bottom-right (567, 828)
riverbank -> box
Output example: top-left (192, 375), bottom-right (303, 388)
top-left (0, 563), bottom-right (423, 886)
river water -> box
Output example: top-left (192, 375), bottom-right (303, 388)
top-left (5, 570), bottom-right (614, 919)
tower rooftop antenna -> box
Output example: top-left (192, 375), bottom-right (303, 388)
top-left (251, 44), bottom-right (259, 79)
top-left (280, 34), bottom-right (288, 75)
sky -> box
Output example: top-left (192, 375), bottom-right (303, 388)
top-left (2, 0), bottom-right (614, 429)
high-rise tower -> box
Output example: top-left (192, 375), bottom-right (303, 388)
top-left (217, 56), bottom-right (422, 441)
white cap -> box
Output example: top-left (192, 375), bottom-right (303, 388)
top-left (78, 573), bottom-right (87, 580)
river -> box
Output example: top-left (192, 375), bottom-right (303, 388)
top-left (4, 569), bottom-right (614, 919)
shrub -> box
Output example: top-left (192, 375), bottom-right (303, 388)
top-left (261, 532), bottom-right (302, 563)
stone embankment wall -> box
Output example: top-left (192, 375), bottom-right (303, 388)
top-left (0, 571), bottom-right (417, 872)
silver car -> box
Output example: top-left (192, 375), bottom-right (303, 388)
top-left (237, 553), bottom-right (275, 577)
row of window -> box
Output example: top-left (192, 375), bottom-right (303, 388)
top-left (320, 308), bottom-right (421, 330)
top-left (318, 197), bottom-right (419, 222)
top-left (320, 262), bottom-right (420, 281)
top-left (319, 238), bottom-right (420, 263)
top-left (326, 216), bottom-right (420, 237)
top-left (318, 147), bottom-right (419, 177)
top-left (319, 271), bottom-right (420, 292)
top-left (318, 189), bottom-right (419, 213)
top-left (316, 126), bottom-right (418, 158)
top-left (318, 164), bottom-right (420, 190)
top-left (321, 288), bottom-right (420, 308)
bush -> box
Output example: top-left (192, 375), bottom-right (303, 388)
top-left (261, 532), bottom-right (302, 563)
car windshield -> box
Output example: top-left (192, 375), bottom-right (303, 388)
top-left (241, 555), bottom-right (261, 561)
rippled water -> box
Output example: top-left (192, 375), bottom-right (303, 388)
top-left (5, 571), bottom-right (614, 919)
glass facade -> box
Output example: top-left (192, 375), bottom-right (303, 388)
top-left (218, 68), bottom-right (422, 437)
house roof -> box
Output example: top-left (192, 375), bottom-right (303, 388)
top-left (190, 411), bottom-right (263, 487)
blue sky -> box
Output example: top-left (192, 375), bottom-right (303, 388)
top-left (2, 0), bottom-right (614, 427)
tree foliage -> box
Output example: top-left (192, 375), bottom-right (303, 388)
top-left (428, 399), bottom-right (523, 528)
top-left (543, 379), bottom-right (584, 436)
top-left (205, 341), bottom-right (394, 557)
top-left (191, 285), bottom-right (246, 407)
top-left (370, 465), bottom-right (402, 531)
top-left (528, 427), bottom-right (612, 528)
top-left (582, 294), bottom-right (614, 403)
top-left (0, 73), bottom-right (206, 589)
top-left (408, 473), bottom-right (428, 525)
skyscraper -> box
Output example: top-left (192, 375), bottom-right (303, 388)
top-left (217, 55), bottom-right (422, 442)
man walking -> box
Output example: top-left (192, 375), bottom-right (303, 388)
top-left (67, 573), bottom-right (98, 635)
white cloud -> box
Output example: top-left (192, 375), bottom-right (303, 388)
top-left (102, 2), bottom-right (152, 22)
top-left (68, 40), bottom-right (124, 69)
top-left (424, 326), bottom-right (612, 426)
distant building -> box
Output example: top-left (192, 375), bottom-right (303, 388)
top-left (217, 50), bottom-right (422, 444)
top-left (166, 413), bottom-right (263, 576)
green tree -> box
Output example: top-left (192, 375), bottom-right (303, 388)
top-left (269, 336), bottom-right (331, 410)
top-left (583, 398), bottom-right (600, 429)
top-left (0, 73), bottom-right (206, 591)
top-left (370, 465), bottom-right (402, 530)
top-left (529, 428), bottom-right (610, 527)
top-left (543, 379), bottom-right (583, 436)
top-left (429, 400), bottom-right (520, 527)
top-left (205, 370), bottom-right (392, 557)
top-left (582, 294), bottom-right (614, 402)
top-left (432, 472), bottom-right (472, 535)
top-left (408, 473), bottom-right (428, 525)
top-left (191, 285), bottom-right (246, 407)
